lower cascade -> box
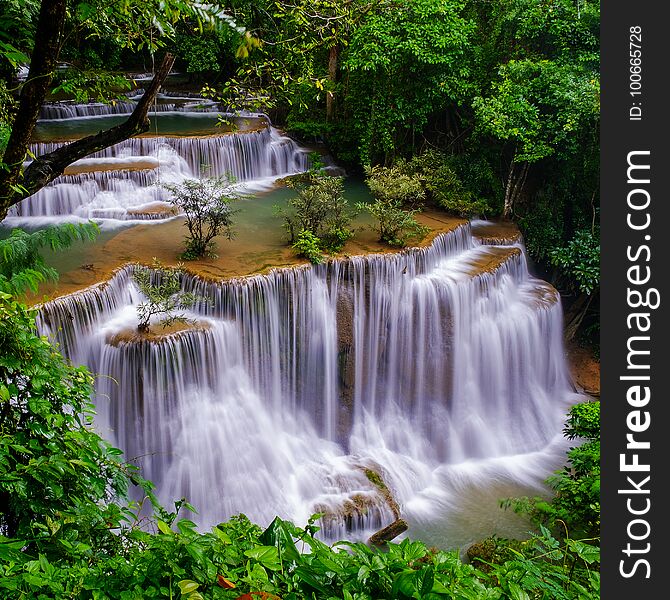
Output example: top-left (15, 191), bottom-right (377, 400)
top-left (38, 224), bottom-right (582, 547)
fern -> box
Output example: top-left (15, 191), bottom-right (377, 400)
top-left (0, 223), bottom-right (99, 295)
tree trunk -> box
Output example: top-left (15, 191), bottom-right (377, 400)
top-left (564, 292), bottom-right (594, 342)
top-left (502, 149), bottom-right (517, 219)
top-left (368, 518), bottom-right (409, 546)
top-left (326, 42), bottom-right (339, 122)
top-left (0, 42), bottom-right (175, 219)
top-left (502, 153), bottom-right (529, 220)
top-left (0, 0), bottom-right (67, 209)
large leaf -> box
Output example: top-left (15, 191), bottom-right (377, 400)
top-left (244, 546), bottom-right (282, 571)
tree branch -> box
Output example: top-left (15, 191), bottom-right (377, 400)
top-left (1, 53), bottom-right (175, 219)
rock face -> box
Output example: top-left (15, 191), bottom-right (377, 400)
top-left (313, 465), bottom-right (402, 541)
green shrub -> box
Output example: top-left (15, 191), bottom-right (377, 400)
top-left (549, 229), bottom-right (600, 295)
top-left (364, 163), bottom-right (426, 207)
top-left (292, 229), bottom-right (325, 264)
top-left (277, 173), bottom-right (355, 250)
top-left (407, 151), bottom-right (492, 217)
top-left (132, 260), bottom-right (205, 332)
top-left (357, 198), bottom-right (429, 247)
top-left (163, 178), bottom-right (239, 260)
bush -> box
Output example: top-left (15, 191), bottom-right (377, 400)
top-left (292, 229), bottom-right (324, 264)
top-left (357, 197), bottom-right (429, 247)
top-left (132, 260), bottom-right (205, 332)
top-left (163, 178), bottom-right (239, 260)
top-left (407, 151), bottom-right (492, 217)
top-left (0, 293), bottom-right (133, 549)
top-left (549, 229), bottom-right (600, 295)
top-left (277, 173), bottom-right (355, 251)
top-left (364, 152), bottom-right (493, 218)
top-left (364, 163), bottom-right (426, 207)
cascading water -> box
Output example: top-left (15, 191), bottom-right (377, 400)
top-left (38, 223), bottom-right (583, 548)
top-left (8, 112), bottom-right (309, 223)
top-left (38, 93), bottom-right (221, 119)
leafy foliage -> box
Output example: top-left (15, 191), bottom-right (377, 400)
top-left (364, 164), bottom-right (425, 207)
top-left (292, 230), bottom-right (324, 265)
top-left (549, 229), bottom-right (600, 295)
top-left (357, 198), bottom-right (429, 248)
top-left (343, 0), bottom-right (474, 164)
top-left (503, 400), bottom-right (601, 540)
top-left (0, 223), bottom-right (99, 295)
top-left (164, 178), bottom-right (239, 260)
top-left (132, 260), bottom-right (205, 332)
top-left (277, 173), bottom-right (354, 253)
top-left (50, 68), bottom-right (131, 104)
top-left (0, 294), bottom-right (133, 547)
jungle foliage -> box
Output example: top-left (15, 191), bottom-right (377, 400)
top-left (1, 288), bottom-right (600, 598)
top-left (1, 0), bottom-right (600, 326)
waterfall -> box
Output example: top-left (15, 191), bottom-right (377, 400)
top-left (38, 224), bottom-right (581, 546)
top-left (39, 97), bottom-right (221, 119)
top-left (9, 127), bottom-right (309, 222)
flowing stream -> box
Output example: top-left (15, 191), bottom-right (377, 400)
top-left (28, 101), bottom-right (582, 549)
top-left (38, 224), bottom-right (580, 548)
top-left (9, 114), bottom-right (308, 223)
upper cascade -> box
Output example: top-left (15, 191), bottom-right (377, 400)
top-left (37, 224), bottom-right (582, 546)
top-left (8, 124), bottom-right (310, 222)
top-left (38, 94), bottom-right (222, 120)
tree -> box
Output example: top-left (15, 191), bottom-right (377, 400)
top-left (277, 173), bottom-right (354, 252)
top-left (132, 260), bottom-right (204, 332)
top-left (472, 59), bottom-right (599, 218)
top-left (163, 177), bottom-right (239, 259)
top-left (343, 0), bottom-right (474, 164)
top-left (0, 0), bottom-right (242, 219)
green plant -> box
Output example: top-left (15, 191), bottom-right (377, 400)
top-left (0, 293), bottom-right (133, 548)
top-left (357, 198), bottom-right (429, 247)
top-left (277, 173), bottom-right (354, 247)
top-left (364, 163), bottom-right (426, 207)
top-left (407, 151), bottom-right (492, 217)
top-left (292, 230), bottom-right (324, 264)
top-left (163, 178), bottom-right (239, 259)
top-left (549, 229), bottom-right (600, 296)
top-left (132, 260), bottom-right (205, 332)
top-left (0, 223), bottom-right (99, 295)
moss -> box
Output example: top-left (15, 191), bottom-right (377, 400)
top-left (364, 468), bottom-right (388, 492)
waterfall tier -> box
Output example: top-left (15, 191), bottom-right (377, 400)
top-left (9, 127), bottom-right (309, 222)
top-left (38, 224), bottom-right (580, 545)
top-left (39, 95), bottom-right (221, 120)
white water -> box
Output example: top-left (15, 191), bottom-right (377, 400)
top-left (9, 121), bottom-right (309, 224)
top-left (38, 225), bottom-right (582, 547)
top-left (39, 93), bottom-right (221, 119)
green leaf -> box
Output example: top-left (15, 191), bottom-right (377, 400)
top-left (244, 546), bottom-right (282, 570)
top-left (178, 580), bottom-right (199, 595)
top-left (157, 520), bottom-right (173, 535)
top-left (508, 582), bottom-right (530, 600)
